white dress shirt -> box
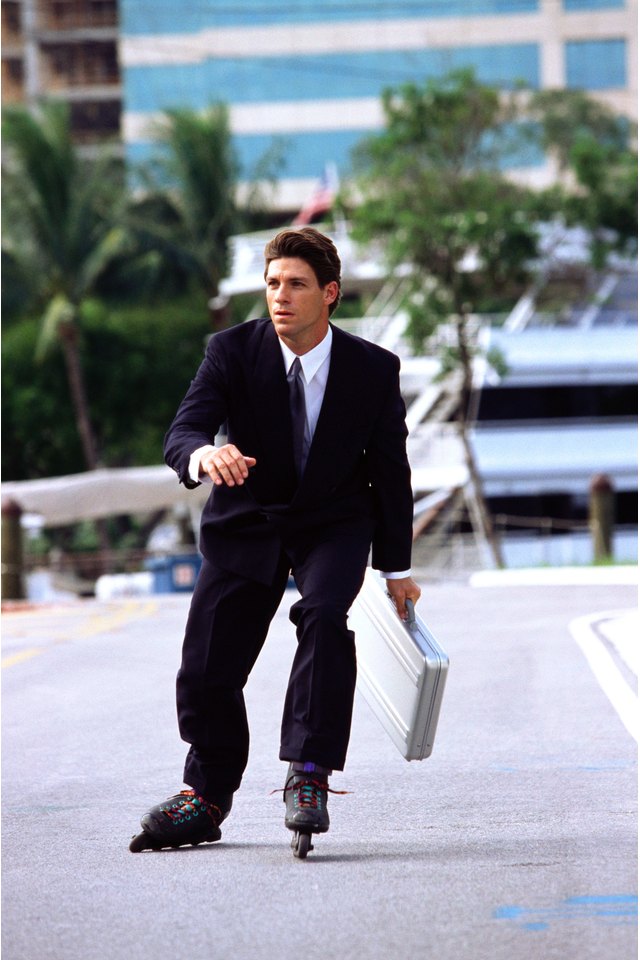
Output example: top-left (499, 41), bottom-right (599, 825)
top-left (188, 326), bottom-right (409, 580)
top-left (278, 326), bottom-right (332, 441)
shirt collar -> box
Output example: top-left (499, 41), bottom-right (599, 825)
top-left (278, 326), bottom-right (333, 383)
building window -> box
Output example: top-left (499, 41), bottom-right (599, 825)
top-left (40, 0), bottom-right (117, 30)
top-left (563, 0), bottom-right (624, 9)
top-left (88, 0), bottom-right (118, 27)
top-left (5, 57), bottom-right (24, 82)
top-left (565, 39), bottom-right (627, 89)
top-left (41, 40), bottom-right (119, 88)
top-left (50, 2), bottom-right (69, 26)
top-left (2, 1), bottom-right (22, 35)
top-left (70, 99), bottom-right (120, 140)
top-left (1, 54), bottom-right (25, 101)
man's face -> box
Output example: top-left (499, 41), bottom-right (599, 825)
top-left (265, 257), bottom-right (338, 354)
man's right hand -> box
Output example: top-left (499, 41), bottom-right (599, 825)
top-left (200, 444), bottom-right (256, 487)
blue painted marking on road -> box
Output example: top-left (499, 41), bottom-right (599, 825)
top-left (578, 760), bottom-right (636, 772)
top-left (565, 894), bottom-right (638, 918)
top-left (494, 906), bottom-right (524, 919)
top-left (494, 895), bottom-right (638, 931)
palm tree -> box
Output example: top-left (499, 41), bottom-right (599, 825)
top-left (127, 104), bottom-right (240, 307)
top-left (126, 103), bottom-right (283, 321)
top-left (2, 101), bottom-right (127, 470)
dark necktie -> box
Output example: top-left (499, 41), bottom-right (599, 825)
top-left (288, 357), bottom-right (308, 478)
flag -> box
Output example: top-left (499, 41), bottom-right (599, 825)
top-left (292, 162), bottom-right (339, 226)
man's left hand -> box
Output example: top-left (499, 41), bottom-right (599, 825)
top-left (385, 576), bottom-right (421, 620)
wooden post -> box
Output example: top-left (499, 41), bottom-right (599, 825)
top-left (589, 474), bottom-right (614, 563)
top-left (2, 498), bottom-right (25, 601)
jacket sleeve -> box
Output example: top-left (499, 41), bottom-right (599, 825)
top-left (365, 355), bottom-right (414, 572)
top-left (163, 335), bottom-right (229, 488)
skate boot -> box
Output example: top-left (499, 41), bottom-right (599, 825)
top-left (129, 789), bottom-right (232, 852)
top-left (283, 763), bottom-right (330, 859)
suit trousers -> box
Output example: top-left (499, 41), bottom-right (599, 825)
top-left (176, 525), bottom-right (372, 799)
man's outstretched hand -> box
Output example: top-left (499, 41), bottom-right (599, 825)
top-left (200, 444), bottom-right (256, 487)
top-left (385, 576), bottom-right (421, 620)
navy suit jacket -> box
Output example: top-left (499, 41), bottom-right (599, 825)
top-left (164, 319), bottom-right (414, 584)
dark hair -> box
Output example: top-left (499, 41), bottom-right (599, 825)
top-left (263, 227), bottom-right (342, 315)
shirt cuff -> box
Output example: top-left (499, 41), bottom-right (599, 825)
top-left (380, 570), bottom-right (412, 579)
top-left (188, 444), bottom-right (216, 484)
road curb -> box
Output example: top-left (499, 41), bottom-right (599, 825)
top-left (469, 566), bottom-right (638, 587)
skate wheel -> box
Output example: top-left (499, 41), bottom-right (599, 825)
top-left (292, 831), bottom-right (313, 859)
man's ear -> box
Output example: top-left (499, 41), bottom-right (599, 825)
top-left (324, 281), bottom-right (339, 307)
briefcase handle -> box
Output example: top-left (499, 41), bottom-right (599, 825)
top-left (385, 590), bottom-right (417, 625)
top-left (404, 599), bottom-right (417, 625)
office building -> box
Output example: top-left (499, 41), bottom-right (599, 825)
top-left (120, 0), bottom-right (637, 210)
top-left (1, 0), bottom-right (121, 151)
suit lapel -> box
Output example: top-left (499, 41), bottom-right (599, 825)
top-left (306, 327), bottom-right (349, 459)
top-left (250, 321), bottom-right (295, 469)
top-left (294, 325), bottom-right (361, 499)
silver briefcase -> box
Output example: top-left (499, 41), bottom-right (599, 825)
top-left (349, 568), bottom-right (449, 761)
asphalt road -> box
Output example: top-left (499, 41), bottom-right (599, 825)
top-left (2, 572), bottom-right (637, 960)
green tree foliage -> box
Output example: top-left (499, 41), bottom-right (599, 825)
top-left (528, 88), bottom-right (630, 171)
top-left (569, 135), bottom-right (637, 266)
top-left (2, 294), bottom-right (212, 481)
top-left (351, 70), bottom-right (538, 346)
top-left (2, 317), bottom-right (83, 480)
top-left (349, 69), bottom-right (546, 566)
top-left (528, 88), bottom-right (637, 262)
top-left (2, 101), bottom-right (128, 469)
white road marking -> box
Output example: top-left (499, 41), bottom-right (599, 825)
top-left (596, 610), bottom-right (639, 676)
top-left (569, 610), bottom-right (638, 742)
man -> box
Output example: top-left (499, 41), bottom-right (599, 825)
top-left (129, 227), bottom-right (420, 853)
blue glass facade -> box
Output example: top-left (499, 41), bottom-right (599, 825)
top-left (565, 39), bottom-right (627, 89)
top-left (126, 129), bottom-right (372, 181)
top-left (126, 121), bottom-right (545, 183)
top-left (124, 45), bottom-right (540, 113)
top-left (122, 1), bottom-right (539, 34)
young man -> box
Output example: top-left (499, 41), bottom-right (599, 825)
top-left (130, 228), bottom-right (420, 852)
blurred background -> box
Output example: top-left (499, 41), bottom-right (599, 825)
top-left (1, 0), bottom-right (637, 600)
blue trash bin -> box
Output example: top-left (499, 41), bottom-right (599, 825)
top-left (145, 553), bottom-right (202, 593)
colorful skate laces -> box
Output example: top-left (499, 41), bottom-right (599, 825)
top-left (162, 790), bottom-right (223, 827)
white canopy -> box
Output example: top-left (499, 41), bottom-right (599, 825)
top-left (1, 465), bottom-right (209, 527)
